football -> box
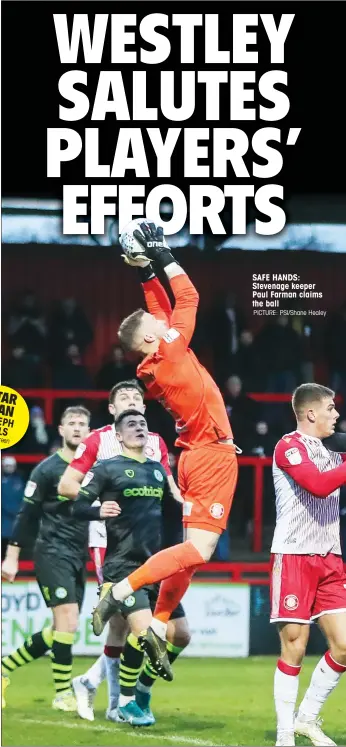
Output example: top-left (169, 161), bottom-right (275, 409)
top-left (119, 218), bottom-right (151, 260)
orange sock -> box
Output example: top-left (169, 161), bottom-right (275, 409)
top-left (127, 541), bottom-right (205, 592)
top-left (154, 568), bottom-right (196, 623)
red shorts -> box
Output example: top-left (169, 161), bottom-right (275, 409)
top-left (270, 552), bottom-right (346, 623)
top-left (178, 442), bottom-right (238, 534)
top-left (89, 547), bottom-right (106, 585)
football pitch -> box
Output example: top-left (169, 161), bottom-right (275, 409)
top-left (2, 656), bottom-right (346, 747)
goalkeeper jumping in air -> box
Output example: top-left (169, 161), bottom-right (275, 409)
top-left (93, 220), bottom-right (238, 679)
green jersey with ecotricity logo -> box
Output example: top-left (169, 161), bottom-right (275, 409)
top-left (75, 454), bottom-right (170, 575)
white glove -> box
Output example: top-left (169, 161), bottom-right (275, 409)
top-left (119, 218), bottom-right (152, 265)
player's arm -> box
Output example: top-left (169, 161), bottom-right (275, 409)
top-left (167, 474), bottom-right (184, 504)
top-left (58, 432), bottom-right (99, 499)
top-left (161, 272), bottom-right (199, 352)
top-left (70, 462), bottom-right (121, 520)
top-left (275, 439), bottom-right (346, 497)
top-left (142, 227), bottom-right (199, 352)
top-left (141, 276), bottom-right (173, 325)
top-left (131, 222), bottom-right (199, 341)
top-left (123, 221), bottom-right (199, 357)
top-left (2, 464), bottom-right (47, 582)
top-left (158, 434), bottom-right (183, 503)
top-left (162, 469), bottom-right (176, 508)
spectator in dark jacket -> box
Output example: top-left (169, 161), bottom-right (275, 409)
top-left (2, 346), bottom-right (44, 389)
top-left (229, 330), bottom-right (264, 391)
top-left (52, 344), bottom-right (93, 390)
top-left (49, 298), bottom-right (93, 363)
top-left (255, 316), bottom-right (303, 393)
top-left (1, 456), bottom-right (25, 559)
top-left (224, 375), bottom-right (259, 447)
top-left (246, 420), bottom-right (277, 457)
top-left (325, 302), bottom-right (346, 410)
top-left (95, 345), bottom-right (136, 390)
top-left (14, 406), bottom-right (54, 455)
top-left (7, 291), bottom-right (47, 361)
top-left (208, 292), bottom-right (247, 386)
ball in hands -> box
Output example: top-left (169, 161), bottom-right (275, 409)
top-left (119, 218), bottom-right (152, 266)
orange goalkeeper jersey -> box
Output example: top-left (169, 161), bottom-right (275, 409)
top-left (137, 274), bottom-right (233, 450)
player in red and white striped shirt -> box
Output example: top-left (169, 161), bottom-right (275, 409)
top-left (270, 384), bottom-right (346, 747)
top-left (58, 380), bottom-right (190, 722)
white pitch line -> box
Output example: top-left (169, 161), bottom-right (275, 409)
top-left (22, 718), bottom-right (227, 747)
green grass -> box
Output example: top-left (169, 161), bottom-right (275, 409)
top-left (2, 656), bottom-right (346, 746)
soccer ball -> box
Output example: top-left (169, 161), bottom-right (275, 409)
top-left (119, 218), bottom-right (151, 260)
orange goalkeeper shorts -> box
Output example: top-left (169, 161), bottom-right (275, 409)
top-left (178, 442), bottom-right (238, 534)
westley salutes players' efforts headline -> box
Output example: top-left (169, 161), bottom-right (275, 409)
top-left (48, 12), bottom-right (301, 236)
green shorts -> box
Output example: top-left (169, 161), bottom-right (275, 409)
top-left (35, 553), bottom-right (86, 610)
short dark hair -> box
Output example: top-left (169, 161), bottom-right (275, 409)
top-left (109, 379), bottom-right (144, 404)
top-left (118, 309), bottom-right (145, 351)
top-left (114, 409), bottom-right (147, 429)
top-left (292, 383), bottom-right (335, 419)
top-left (60, 406), bottom-right (91, 424)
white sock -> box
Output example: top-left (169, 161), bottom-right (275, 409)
top-left (118, 693), bottom-right (135, 707)
top-left (298, 652), bottom-right (346, 721)
top-left (274, 660), bottom-right (301, 736)
top-left (150, 617), bottom-right (167, 641)
top-left (83, 654), bottom-right (107, 690)
top-left (112, 578), bottom-right (134, 602)
top-left (105, 654), bottom-right (121, 712)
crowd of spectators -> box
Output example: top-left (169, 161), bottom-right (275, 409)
top-left (3, 290), bottom-right (346, 404)
top-left (2, 290), bottom-right (346, 560)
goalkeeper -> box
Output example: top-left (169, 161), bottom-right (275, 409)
top-left (93, 220), bottom-right (238, 679)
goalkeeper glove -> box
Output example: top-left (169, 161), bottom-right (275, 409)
top-left (133, 221), bottom-right (178, 270)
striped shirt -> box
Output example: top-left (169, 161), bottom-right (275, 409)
top-left (271, 430), bottom-right (343, 555)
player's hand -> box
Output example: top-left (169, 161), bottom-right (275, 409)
top-left (131, 221), bottom-right (177, 270)
top-left (171, 486), bottom-right (184, 504)
top-left (1, 557), bottom-right (19, 582)
top-left (132, 222), bottom-right (169, 259)
top-left (100, 501), bottom-right (121, 518)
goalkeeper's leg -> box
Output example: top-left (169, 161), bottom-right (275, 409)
top-left (94, 446), bottom-right (237, 636)
top-left (111, 536), bottom-right (209, 602)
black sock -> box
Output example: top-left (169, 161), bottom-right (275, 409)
top-left (119, 633), bottom-right (144, 697)
top-left (2, 627), bottom-right (53, 674)
top-left (50, 631), bottom-right (74, 694)
top-left (138, 641), bottom-right (184, 689)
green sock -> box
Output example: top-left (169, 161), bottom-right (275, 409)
top-left (50, 631), bottom-right (74, 694)
top-left (119, 633), bottom-right (144, 697)
top-left (2, 627), bottom-right (53, 675)
top-left (138, 641), bottom-right (184, 689)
